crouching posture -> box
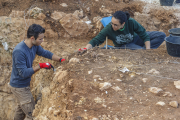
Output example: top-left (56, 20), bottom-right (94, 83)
top-left (80, 11), bottom-right (166, 50)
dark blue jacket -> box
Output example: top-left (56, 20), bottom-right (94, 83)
top-left (10, 41), bottom-right (53, 88)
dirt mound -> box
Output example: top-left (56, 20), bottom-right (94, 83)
top-left (31, 47), bottom-right (180, 119)
top-left (0, 0), bottom-right (180, 120)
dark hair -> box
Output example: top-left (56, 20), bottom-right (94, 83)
top-left (27, 24), bottom-right (45, 40)
top-left (113, 11), bottom-right (130, 24)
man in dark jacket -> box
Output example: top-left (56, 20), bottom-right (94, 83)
top-left (9, 24), bottom-right (65, 120)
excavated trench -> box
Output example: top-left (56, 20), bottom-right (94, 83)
top-left (0, 0), bottom-right (180, 119)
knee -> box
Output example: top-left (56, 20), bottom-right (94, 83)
top-left (159, 32), bottom-right (166, 39)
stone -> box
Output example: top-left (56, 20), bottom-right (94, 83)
top-left (53, 70), bottom-right (68, 82)
top-left (88, 70), bottom-right (93, 74)
top-left (92, 118), bottom-right (99, 120)
top-left (37, 13), bottom-right (46, 20)
top-left (112, 86), bottom-right (122, 92)
top-left (93, 16), bottom-right (102, 23)
top-left (69, 58), bottom-right (80, 63)
top-left (94, 97), bottom-right (104, 104)
top-left (51, 11), bottom-right (66, 20)
top-left (28, 7), bottom-right (43, 18)
top-left (99, 82), bottom-right (112, 91)
top-left (60, 14), bottom-right (92, 37)
top-left (147, 69), bottom-right (160, 75)
top-left (149, 87), bottom-right (163, 94)
top-left (60, 3), bottom-right (68, 7)
top-left (44, 29), bottom-right (58, 39)
top-left (163, 92), bottom-right (172, 97)
top-left (53, 110), bottom-right (60, 116)
top-left (169, 101), bottom-right (178, 108)
top-left (99, 7), bottom-right (113, 16)
top-left (142, 78), bottom-right (148, 83)
top-left (73, 10), bottom-right (84, 19)
top-left (156, 101), bottom-right (165, 106)
top-left (174, 81), bottom-right (180, 89)
top-left (9, 10), bottom-right (24, 18)
top-left (93, 75), bottom-right (101, 79)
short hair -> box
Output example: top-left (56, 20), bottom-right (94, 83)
top-left (27, 24), bottom-right (45, 40)
top-left (113, 11), bottom-right (130, 24)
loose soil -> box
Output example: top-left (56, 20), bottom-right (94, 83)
top-left (0, 0), bottom-right (180, 120)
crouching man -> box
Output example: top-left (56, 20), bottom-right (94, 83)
top-left (9, 24), bottom-right (65, 120)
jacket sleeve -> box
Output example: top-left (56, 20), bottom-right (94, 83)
top-left (132, 19), bottom-right (150, 42)
top-left (36, 45), bottom-right (53, 59)
top-left (88, 24), bottom-right (110, 47)
top-left (14, 50), bottom-right (34, 79)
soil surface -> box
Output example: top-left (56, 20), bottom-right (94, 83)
top-left (1, 0), bottom-right (180, 120)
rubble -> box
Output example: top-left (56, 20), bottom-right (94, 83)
top-left (169, 101), bottom-right (178, 108)
top-left (99, 82), bottom-right (112, 91)
top-left (156, 101), bottom-right (165, 106)
top-left (149, 87), bottom-right (163, 94)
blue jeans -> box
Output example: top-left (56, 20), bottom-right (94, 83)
top-left (103, 31), bottom-right (166, 50)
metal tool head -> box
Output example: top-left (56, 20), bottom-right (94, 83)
top-left (50, 64), bottom-right (56, 72)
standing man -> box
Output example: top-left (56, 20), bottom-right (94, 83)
top-left (9, 24), bottom-right (65, 120)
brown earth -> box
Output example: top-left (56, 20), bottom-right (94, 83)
top-left (0, 0), bottom-right (180, 120)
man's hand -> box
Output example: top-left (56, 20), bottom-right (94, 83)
top-left (78, 48), bottom-right (87, 55)
top-left (59, 58), bottom-right (65, 62)
top-left (39, 62), bottom-right (53, 69)
top-left (78, 48), bottom-right (87, 51)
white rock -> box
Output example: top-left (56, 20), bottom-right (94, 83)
top-left (99, 82), bottom-right (112, 91)
top-left (92, 118), bottom-right (99, 120)
top-left (149, 87), bottom-right (163, 94)
top-left (51, 11), bottom-right (66, 20)
top-left (174, 81), bottom-right (180, 89)
top-left (112, 86), bottom-right (122, 92)
top-left (94, 97), bottom-right (103, 104)
top-left (60, 3), bottom-right (68, 7)
top-left (88, 70), bottom-right (93, 74)
top-left (28, 7), bottom-right (43, 18)
top-left (156, 101), bottom-right (165, 106)
top-left (119, 67), bottom-right (129, 73)
top-left (163, 92), bottom-right (172, 97)
top-left (147, 69), bottom-right (160, 75)
top-left (2, 42), bottom-right (8, 51)
top-left (69, 58), bottom-right (80, 63)
top-left (93, 75), bottom-right (101, 79)
top-left (116, 79), bottom-right (122, 82)
top-left (175, 85), bottom-right (180, 89)
top-left (169, 101), bottom-right (178, 108)
top-left (142, 78), bottom-right (148, 83)
top-left (53, 110), bottom-right (60, 116)
top-left (98, 78), bottom-right (104, 81)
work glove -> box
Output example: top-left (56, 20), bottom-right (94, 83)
top-left (39, 62), bottom-right (53, 69)
top-left (59, 58), bottom-right (65, 62)
top-left (78, 48), bottom-right (87, 51)
top-left (78, 48), bottom-right (87, 55)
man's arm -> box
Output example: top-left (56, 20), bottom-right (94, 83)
top-left (132, 19), bottom-right (150, 49)
top-left (52, 54), bottom-right (61, 61)
top-left (33, 65), bottom-right (40, 72)
top-left (145, 41), bottom-right (150, 49)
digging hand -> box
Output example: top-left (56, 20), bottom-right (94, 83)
top-left (78, 48), bottom-right (87, 55)
top-left (39, 62), bottom-right (53, 69)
